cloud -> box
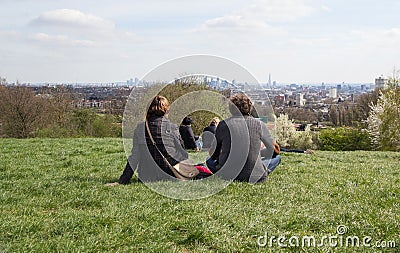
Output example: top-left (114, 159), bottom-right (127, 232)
top-left (27, 9), bottom-right (138, 47)
top-left (383, 27), bottom-right (400, 39)
top-left (287, 37), bottom-right (331, 47)
top-left (0, 30), bottom-right (21, 40)
top-left (31, 9), bottom-right (115, 31)
top-left (194, 0), bottom-right (315, 34)
top-left (204, 15), bottom-right (271, 30)
top-left (204, 15), bottom-right (244, 28)
top-left (348, 27), bottom-right (400, 49)
top-left (30, 32), bottom-right (97, 47)
top-left (243, 0), bottom-right (316, 23)
top-left (194, 15), bottom-right (286, 36)
top-left (321, 5), bottom-right (332, 12)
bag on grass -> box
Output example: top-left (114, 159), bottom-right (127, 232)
top-left (146, 121), bottom-right (199, 181)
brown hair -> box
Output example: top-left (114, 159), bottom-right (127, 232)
top-left (147, 95), bottom-right (170, 119)
top-left (229, 93), bottom-right (253, 116)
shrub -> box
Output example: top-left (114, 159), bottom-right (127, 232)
top-left (319, 127), bottom-right (371, 151)
top-left (293, 125), bottom-right (314, 150)
top-left (367, 85), bottom-right (400, 151)
top-left (35, 126), bottom-right (73, 138)
top-left (274, 114), bottom-right (314, 150)
top-left (36, 110), bottom-right (121, 138)
top-left (92, 114), bottom-right (121, 137)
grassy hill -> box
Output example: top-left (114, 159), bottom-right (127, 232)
top-left (0, 138), bottom-right (399, 252)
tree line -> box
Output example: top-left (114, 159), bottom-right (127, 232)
top-left (0, 85), bottom-right (121, 138)
top-left (0, 80), bottom-right (220, 138)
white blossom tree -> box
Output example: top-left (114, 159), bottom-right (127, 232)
top-left (367, 75), bottom-right (400, 151)
top-left (274, 114), bottom-right (314, 149)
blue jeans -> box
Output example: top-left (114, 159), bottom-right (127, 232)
top-left (206, 155), bottom-right (281, 175)
top-left (195, 139), bottom-right (203, 150)
top-left (206, 157), bottom-right (218, 174)
top-left (262, 155), bottom-right (281, 173)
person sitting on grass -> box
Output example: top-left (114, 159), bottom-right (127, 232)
top-left (260, 143), bottom-right (314, 156)
top-left (108, 95), bottom-right (190, 185)
top-left (201, 117), bottom-right (220, 150)
top-left (179, 116), bottom-right (202, 152)
top-left (280, 147), bottom-right (314, 154)
top-left (206, 93), bottom-right (281, 183)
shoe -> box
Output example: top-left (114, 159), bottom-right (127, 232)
top-left (105, 182), bottom-right (120, 187)
top-left (304, 149), bottom-right (314, 154)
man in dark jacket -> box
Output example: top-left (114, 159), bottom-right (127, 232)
top-left (179, 116), bottom-right (200, 151)
top-left (206, 94), bottom-right (280, 183)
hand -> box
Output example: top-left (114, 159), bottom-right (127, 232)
top-left (273, 141), bottom-right (280, 155)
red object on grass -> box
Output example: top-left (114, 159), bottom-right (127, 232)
top-left (195, 165), bottom-right (213, 174)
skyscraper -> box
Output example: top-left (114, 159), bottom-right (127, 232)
top-left (268, 73), bottom-right (272, 87)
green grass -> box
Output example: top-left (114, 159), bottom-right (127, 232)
top-left (0, 138), bottom-right (399, 252)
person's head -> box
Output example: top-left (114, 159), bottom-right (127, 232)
top-left (211, 117), bottom-right (220, 126)
top-left (147, 95), bottom-right (170, 119)
top-left (229, 93), bottom-right (253, 116)
top-left (181, 116), bottom-right (193, 126)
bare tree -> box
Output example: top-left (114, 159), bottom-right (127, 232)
top-left (0, 86), bottom-right (48, 138)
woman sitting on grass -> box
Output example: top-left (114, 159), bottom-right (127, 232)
top-left (113, 95), bottom-right (190, 184)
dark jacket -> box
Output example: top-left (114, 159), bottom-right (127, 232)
top-left (119, 116), bottom-right (188, 183)
top-left (179, 125), bottom-right (198, 150)
top-left (210, 115), bottom-right (274, 183)
top-left (202, 123), bottom-right (217, 149)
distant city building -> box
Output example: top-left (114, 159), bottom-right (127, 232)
top-left (274, 94), bottom-right (285, 106)
top-left (329, 88), bottom-right (338, 98)
top-left (126, 77), bottom-right (140, 86)
top-left (268, 73), bottom-right (272, 87)
top-left (375, 76), bottom-right (388, 88)
top-left (320, 89), bottom-right (328, 98)
top-left (0, 77), bottom-right (6, 85)
top-left (296, 93), bottom-right (306, 106)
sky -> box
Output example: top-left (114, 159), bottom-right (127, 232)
top-left (0, 0), bottom-right (400, 84)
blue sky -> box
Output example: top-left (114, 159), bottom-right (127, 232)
top-left (0, 0), bottom-right (399, 84)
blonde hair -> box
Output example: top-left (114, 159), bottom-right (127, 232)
top-left (211, 117), bottom-right (220, 125)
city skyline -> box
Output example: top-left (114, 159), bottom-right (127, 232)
top-left (1, 0), bottom-right (400, 84)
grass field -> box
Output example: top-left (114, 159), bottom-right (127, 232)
top-left (0, 138), bottom-right (399, 252)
